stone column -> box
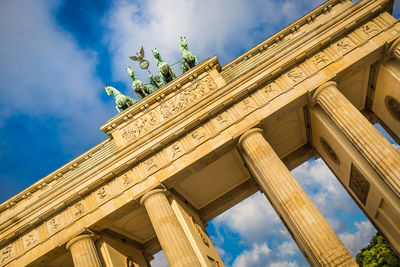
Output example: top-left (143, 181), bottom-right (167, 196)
top-left (239, 129), bottom-right (356, 266)
top-left (140, 189), bottom-right (201, 267)
top-left (387, 37), bottom-right (400, 61)
top-left (66, 234), bottom-right (102, 267)
top-left (313, 81), bottom-right (400, 198)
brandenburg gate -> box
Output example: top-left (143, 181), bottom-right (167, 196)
top-left (1, 0), bottom-right (400, 266)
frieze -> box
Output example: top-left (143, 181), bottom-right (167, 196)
top-left (1, 13), bottom-right (394, 265)
top-left (116, 75), bottom-right (217, 147)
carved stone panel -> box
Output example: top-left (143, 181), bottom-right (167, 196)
top-left (285, 67), bottom-right (305, 84)
top-left (46, 213), bottom-right (65, 236)
top-left (349, 164), bottom-right (370, 205)
top-left (166, 141), bottom-right (185, 161)
top-left (114, 74), bottom-right (218, 147)
top-left (0, 244), bottom-right (15, 265)
top-left (310, 52), bottom-right (330, 68)
top-left (191, 217), bottom-right (209, 247)
top-left (207, 255), bottom-right (221, 267)
top-left (262, 82), bottom-right (281, 99)
top-left (119, 171), bottom-right (135, 189)
top-left (94, 184), bottom-right (112, 203)
top-left (71, 200), bottom-right (87, 219)
top-left (22, 229), bottom-right (40, 251)
top-left (361, 22), bottom-right (379, 37)
top-left (333, 37), bottom-right (354, 55)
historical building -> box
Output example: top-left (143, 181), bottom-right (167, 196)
top-left (1, 0), bottom-right (400, 266)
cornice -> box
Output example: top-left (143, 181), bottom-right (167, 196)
top-left (221, 0), bottom-right (348, 72)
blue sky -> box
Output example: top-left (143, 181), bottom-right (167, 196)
top-left (1, 0), bottom-right (400, 266)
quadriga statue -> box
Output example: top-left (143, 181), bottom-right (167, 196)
top-left (126, 66), bottom-right (153, 99)
top-left (180, 37), bottom-right (198, 73)
top-left (152, 48), bottom-right (176, 85)
top-left (105, 85), bottom-right (137, 113)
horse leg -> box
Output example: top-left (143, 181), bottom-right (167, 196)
top-left (116, 106), bottom-right (121, 113)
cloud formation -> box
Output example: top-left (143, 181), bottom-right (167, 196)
top-left (104, 0), bottom-right (325, 88)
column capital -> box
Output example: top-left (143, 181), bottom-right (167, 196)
top-left (238, 128), bottom-right (263, 147)
top-left (312, 81), bottom-right (338, 104)
top-left (386, 36), bottom-right (400, 61)
top-left (66, 233), bottom-right (98, 251)
top-left (140, 189), bottom-right (167, 206)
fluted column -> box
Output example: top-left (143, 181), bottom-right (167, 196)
top-left (239, 129), bottom-right (356, 266)
top-left (66, 234), bottom-right (102, 267)
top-left (387, 37), bottom-right (400, 61)
top-left (140, 189), bottom-right (201, 267)
top-left (313, 81), bottom-right (400, 198)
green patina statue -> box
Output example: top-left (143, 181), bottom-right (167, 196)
top-left (180, 37), bottom-right (198, 73)
top-left (152, 48), bottom-right (176, 85)
top-left (126, 66), bottom-right (153, 99)
top-left (105, 85), bottom-right (137, 113)
top-left (149, 74), bottom-right (163, 91)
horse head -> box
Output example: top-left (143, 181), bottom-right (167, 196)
top-left (105, 85), bottom-right (113, 96)
top-left (152, 48), bottom-right (162, 61)
top-left (180, 36), bottom-right (188, 49)
top-left (126, 66), bottom-right (137, 80)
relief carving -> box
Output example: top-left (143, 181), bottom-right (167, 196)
top-left (215, 113), bottom-right (228, 125)
top-left (207, 256), bottom-right (221, 267)
top-left (0, 245), bottom-right (14, 264)
top-left (191, 128), bottom-right (206, 143)
top-left (349, 164), bottom-right (370, 205)
top-left (191, 217), bottom-right (209, 247)
top-left (97, 187), bottom-right (108, 200)
top-left (286, 68), bottom-right (305, 83)
top-left (23, 230), bottom-right (39, 250)
top-left (169, 142), bottom-right (184, 160)
top-left (47, 214), bottom-right (64, 235)
top-left (119, 75), bottom-right (217, 145)
top-left (143, 157), bottom-right (158, 174)
top-left (334, 38), bottom-right (353, 54)
top-left (263, 83), bottom-right (281, 99)
top-left (361, 22), bottom-right (379, 36)
top-left (122, 172), bottom-right (134, 187)
top-left (73, 202), bottom-right (85, 217)
top-left (242, 98), bottom-right (255, 110)
top-left (311, 52), bottom-right (330, 68)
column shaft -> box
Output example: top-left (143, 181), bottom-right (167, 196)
top-left (141, 189), bottom-right (201, 267)
top-left (314, 81), bottom-right (400, 198)
top-left (239, 129), bottom-right (356, 267)
top-left (66, 234), bottom-right (102, 267)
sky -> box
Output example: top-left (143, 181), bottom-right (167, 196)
top-left (0, 0), bottom-right (400, 266)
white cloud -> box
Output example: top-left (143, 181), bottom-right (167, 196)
top-left (292, 158), bottom-right (362, 228)
top-left (339, 220), bottom-right (375, 256)
top-left (232, 242), bottom-right (272, 267)
top-left (213, 192), bottom-right (287, 242)
top-left (0, 0), bottom-right (110, 150)
top-left (104, 0), bottom-right (325, 86)
top-left (277, 240), bottom-right (297, 257)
